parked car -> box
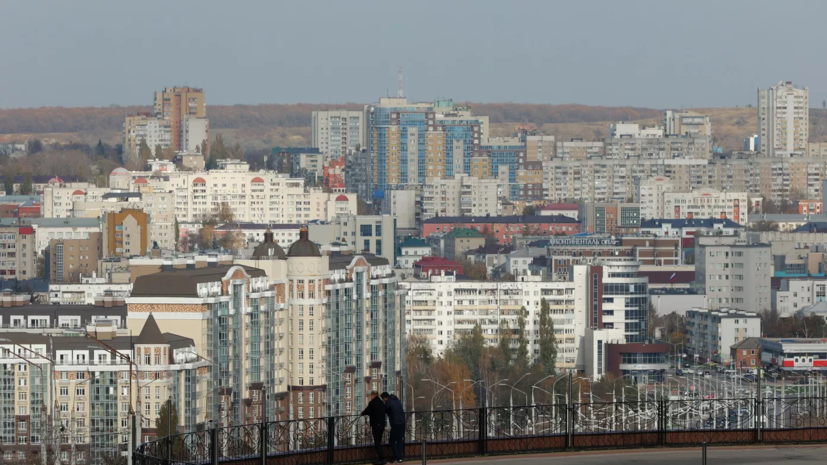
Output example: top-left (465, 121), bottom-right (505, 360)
top-left (696, 369), bottom-right (704, 376)
top-left (676, 369), bottom-right (684, 376)
top-left (743, 374), bottom-right (756, 383)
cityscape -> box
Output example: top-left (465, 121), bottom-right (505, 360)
top-left (2, 2), bottom-right (827, 465)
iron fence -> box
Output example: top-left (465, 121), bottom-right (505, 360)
top-left (134, 396), bottom-right (827, 465)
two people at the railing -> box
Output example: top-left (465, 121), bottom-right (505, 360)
top-left (361, 390), bottom-right (407, 465)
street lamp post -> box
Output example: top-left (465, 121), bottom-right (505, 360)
top-left (422, 379), bottom-right (456, 440)
top-left (502, 372), bottom-right (531, 436)
top-left (531, 374), bottom-right (554, 428)
top-left (484, 379), bottom-right (508, 438)
top-left (458, 380), bottom-right (480, 437)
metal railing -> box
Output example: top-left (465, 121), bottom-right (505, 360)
top-left (135, 394), bottom-right (827, 465)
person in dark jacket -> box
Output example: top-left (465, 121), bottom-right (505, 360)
top-left (361, 390), bottom-right (387, 464)
top-left (381, 392), bottom-right (405, 463)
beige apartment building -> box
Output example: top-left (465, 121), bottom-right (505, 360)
top-left (758, 81), bottom-right (809, 157)
top-left (0, 225), bottom-right (36, 279)
top-left (49, 232), bottom-right (102, 283)
top-left (154, 87), bottom-right (206, 151)
top-left (122, 114), bottom-right (171, 166)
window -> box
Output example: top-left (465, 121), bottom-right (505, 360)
top-left (376, 240), bottom-right (382, 256)
top-left (375, 224), bottom-right (382, 236)
top-left (363, 239), bottom-right (370, 252)
top-left (76, 387), bottom-right (85, 397)
top-left (60, 386), bottom-right (68, 396)
top-left (360, 225), bottom-right (372, 237)
top-left (155, 386), bottom-right (160, 399)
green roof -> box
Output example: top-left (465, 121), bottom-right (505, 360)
top-left (399, 238), bottom-right (429, 249)
top-left (447, 228), bottom-right (483, 238)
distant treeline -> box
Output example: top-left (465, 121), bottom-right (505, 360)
top-left (0, 103), bottom-right (662, 135)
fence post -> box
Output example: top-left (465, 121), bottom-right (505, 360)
top-left (702, 441), bottom-right (707, 465)
top-left (477, 407), bottom-right (486, 456)
top-left (165, 435), bottom-right (172, 465)
top-left (210, 427), bottom-right (219, 465)
top-left (327, 417), bottom-right (336, 464)
top-left (566, 373), bottom-right (573, 450)
top-left (260, 421), bottom-right (267, 465)
top-left (422, 439), bottom-right (427, 465)
top-left (756, 368), bottom-right (762, 443)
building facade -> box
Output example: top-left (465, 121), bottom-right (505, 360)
top-left (694, 236), bottom-right (772, 311)
top-left (154, 86), bottom-right (206, 152)
top-left (311, 110), bottom-right (364, 158)
top-left (758, 81), bottom-right (809, 157)
top-left (49, 232), bottom-right (102, 283)
top-left (686, 308), bottom-right (762, 362)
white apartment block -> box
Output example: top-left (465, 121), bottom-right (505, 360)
top-left (609, 123), bottom-right (664, 138)
top-left (685, 307), bottom-right (762, 362)
top-left (401, 274), bottom-right (585, 371)
top-left (695, 236), bottom-right (772, 311)
top-left (42, 184), bottom-right (108, 218)
top-left (663, 188), bottom-right (749, 225)
top-left (311, 110), bottom-right (364, 157)
top-left (182, 116), bottom-right (209, 153)
top-left (421, 175), bottom-right (506, 221)
top-left (758, 81), bottom-right (809, 157)
top-left (123, 114), bottom-right (172, 163)
top-left (775, 278), bottom-right (827, 318)
top-left (109, 163), bottom-right (358, 225)
top-left (402, 260), bottom-right (649, 372)
top-left (664, 110), bottom-right (712, 137)
top-left (638, 176), bottom-right (675, 219)
top-left (381, 189), bottom-right (418, 229)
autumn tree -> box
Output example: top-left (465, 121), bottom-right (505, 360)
top-left (199, 139), bottom-right (208, 155)
top-left (3, 173), bottom-right (13, 195)
top-left (451, 324), bottom-right (486, 381)
top-left (480, 225), bottom-right (497, 246)
top-left (20, 173), bottom-right (33, 195)
top-left (217, 202), bottom-right (235, 223)
top-left (155, 399), bottom-right (185, 458)
top-left (515, 307), bottom-right (530, 369)
top-left (523, 205), bottom-right (536, 216)
top-left (200, 216), bottom-right (218, 250)
top-left (537, 298), bottom-right (557, 375)
top-left (458, 258), bottom-right (487, 280)
top-left (154, 144), bottom-right (163, 159)
top-left (211, 134), bottom-right (229, 159)
top-left (498, 319), bottom-right (511, 364)
top-left (138, 138), bottom-right (152, 167)
top-left (230, 142), bottom-right (244, 160)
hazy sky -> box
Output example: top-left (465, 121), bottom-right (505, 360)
top-left (2, 0), bottom-right (826, 109)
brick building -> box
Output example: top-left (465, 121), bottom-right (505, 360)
top-left (730, 337), bottom-right (762, 370)
top-left (422, 215), bottom-right (581, 244)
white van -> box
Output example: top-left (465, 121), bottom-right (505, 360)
top-left (725, 369), bottom-right (737, 378)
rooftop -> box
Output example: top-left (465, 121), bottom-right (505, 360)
top-left (216, 222), bottom-right (302, 231)
top-left (424, 215), bottom-right (579, 224)
top-left (446, 228), bottom-right (483, 238)
top-left (131, 265), bottom-right (267, 297)
top-left (399, 238), bottom-right (429, 249)
top-left (641, 218), bottom-right (743, 229)
top-left (328, 253), bottom-right (389, 270)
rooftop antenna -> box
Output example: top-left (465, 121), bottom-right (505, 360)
top-left (398, 65), bottom-right (404, 98)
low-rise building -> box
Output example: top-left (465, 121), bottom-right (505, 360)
top-left (443, 228), bottom-right (485, 261)
top-left (397, 238), bottom-right (430, 268)
top-left (414, 256), bottom-right (463, 278)
top-left (640, 218), bottom-right (742, 247)
top-left (775, 278), bottom-right (827, 317)
top-left (308, 214), bottom-right (396, 265)
top-left (686, 307), bottom-right (762, 363)
top-left (422, 215), bottom-right (581, 244)
top-left (759, 338), bottom-right (827, 371)
top-left (730, 338), bottom-right (762, 371)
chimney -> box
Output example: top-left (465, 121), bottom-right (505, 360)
top-left (162, 260), bottom-right (173, 272)
top-left (186, 260), bottom-right (195, 270)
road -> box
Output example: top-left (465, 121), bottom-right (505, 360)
top-left (432, 445), bottom-right (827, 464)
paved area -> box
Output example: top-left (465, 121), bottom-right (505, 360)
top-left (430, 445), bottom-right (827, 464)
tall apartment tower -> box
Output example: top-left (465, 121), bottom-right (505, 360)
top-left (154, 87), bottom-right (206, 151)
top-left (758, 81), bottom-right (809, 157)
top-left (311, 110), bottom-right (364, 158)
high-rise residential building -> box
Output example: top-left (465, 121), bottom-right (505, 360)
top-left (122, 114), bottom-right (172, 166)
top-left (420, 175), bottom-right (506, 221)
top-left (311, 110), bottom-right (364, 157)
top-left (344, 149), bottom-right (373, 204)
top-left (758, 81), bottom-right (809, 157)
top-left (0, 315), bottom-right (209, 464)
top-left (154, 86), bottom-right (206, 151)
top-left (127, 230), bottom-right (405, 422)
top-left (381, 189), bottom-right (418, 230)
top-left (695, 235), bottom-right (772, 311)
top-left (365, 98), bottom-right (485, 194)
top-left (664, 110), bottom-right (712, 137)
